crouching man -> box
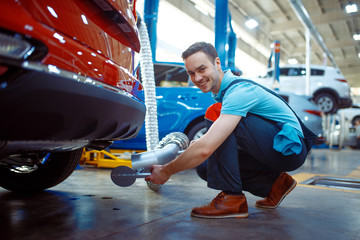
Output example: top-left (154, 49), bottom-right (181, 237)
top-left (145, 42), bottom-right (316, 219)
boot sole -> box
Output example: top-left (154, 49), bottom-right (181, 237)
top-left (255, 180), bottom-right (297, 209)
top-left (191, 212), bottom-right (249, 219)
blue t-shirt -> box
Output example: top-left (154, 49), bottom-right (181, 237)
top-left (213, 71), bottom-right (304, 155)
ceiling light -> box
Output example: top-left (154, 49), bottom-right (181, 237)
top-left (245, 19), bottom-right (259, 29)
top-left (194, 4), bottom-right (210, 16)
top-left (345, 3), bottom-right (358, 13)
top-left (358, 53), bottom-right (360, 58)
top-left (353, 33), bottom-right (360, 41)
top-left (191, 0), bottom-right (215, 17)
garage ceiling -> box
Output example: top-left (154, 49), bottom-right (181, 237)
top-left (165, 0), bottom-right (360, 89)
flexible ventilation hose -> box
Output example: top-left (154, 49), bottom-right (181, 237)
top-left (138, 16), bottom-right (159, 150)
top-left (131, 132), bottom-right (189, 170)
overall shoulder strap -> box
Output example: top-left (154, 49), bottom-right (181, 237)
top-left (224, 79), bottom-right (317, 150)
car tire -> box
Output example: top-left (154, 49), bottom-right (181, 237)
top-left (0, 149), bottom-right (83, 192)
top-left (352, 116), bottom-right (360, 126)
top-left (314, 93), bottom-right (338, 114)
top-left (187, 121), bottom-right (207, 141)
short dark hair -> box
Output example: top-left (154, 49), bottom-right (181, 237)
top-left (181, 42), bottom-right (218, 63)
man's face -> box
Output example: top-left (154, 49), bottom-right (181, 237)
top-left (184, 51), bottom-right (222, 94)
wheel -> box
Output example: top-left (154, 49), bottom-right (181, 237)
top-left (0, 149), bottom-right (83, 192)
top-left (187, 121), bottom-right (207, 141)
top-left (352, 116), bottom-right (360, 126)
top-left (314, 93), bottom-right (338, 114)
top-left (146, 180), bottom-right (161, 192)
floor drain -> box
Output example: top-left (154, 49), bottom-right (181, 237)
top-left (302, 177), bottom-right (360, 191)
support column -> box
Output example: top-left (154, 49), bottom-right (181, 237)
top-left (305, 28), bottom-right (311, 96)
top-left (227, 14), bottom-right (236, 69)
top-left (272, 40), bottom-right (280, 90)
top-left (215, 0), bottom-right (229, 67)
top-left (144, 0), bottom-right (160, 61)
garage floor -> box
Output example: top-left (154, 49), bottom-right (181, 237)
top-left (1, 149), bottom-right (360, 240)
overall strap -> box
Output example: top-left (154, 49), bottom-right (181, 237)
top-left (222, 79), bottom-right (317, 151)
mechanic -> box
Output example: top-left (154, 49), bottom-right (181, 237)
top-left (145, 42), bottom-right (316, 219)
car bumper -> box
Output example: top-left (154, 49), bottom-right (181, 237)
top-left (338, 97), bottom-right (352, 109)
top-left (0, 61), bottom-right (146, 141)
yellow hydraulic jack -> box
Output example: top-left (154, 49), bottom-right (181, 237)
top-left (80, 149), bottom-right (145, 169)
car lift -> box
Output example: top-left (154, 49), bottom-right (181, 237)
top-left (80, 149), bottom-right (145, 169)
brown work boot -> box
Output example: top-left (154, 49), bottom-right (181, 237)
top-left (191, 192), bottom-right (249, 219)
top-left (255, 172), bottom-right (297, 209)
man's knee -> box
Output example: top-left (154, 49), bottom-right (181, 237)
top-left (196, 161), bottom-right (208, 181)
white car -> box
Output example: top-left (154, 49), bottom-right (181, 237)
top-left (337, 105), bottom-right (360, 125)
top-left (253, 64), bottom-right (352, 113)
top-left (323, 105), bottom-right (360, 148)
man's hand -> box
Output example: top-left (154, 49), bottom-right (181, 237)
top-left (145, 165), bottom-right (171, 185)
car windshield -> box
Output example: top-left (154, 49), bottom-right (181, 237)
top-left (154, 64), bottom-right (189, 87)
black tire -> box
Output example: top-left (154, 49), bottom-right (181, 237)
top-left (0, 149), bottom-right (83, 192)
top-left (314, 93), bottom-right (338, 114)
top-left (352, 116), bottom-right (360, 126)
top-left (187, 121), bottom-right (207, 141)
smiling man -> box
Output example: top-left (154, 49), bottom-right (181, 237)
top-left (145, 42), bottom-right (316, 219)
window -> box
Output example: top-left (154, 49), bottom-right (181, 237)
top-left (311, 69), bottom-right (324, 76)
top-left (287, 68), bottom-right (305, 76)
top-left (280, 68), bottom-right (289, 76)
top-left (266, 70), bottom-right (273, 77)
top-left (153, 64), bottom-right (189, 87)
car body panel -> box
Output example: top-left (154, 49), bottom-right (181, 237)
top-left (0, 0), bottom-right (142, 96)
top-left (0, 0), bottom-right (145, 146)
top-left (337, 106), bottom-right (360, 125)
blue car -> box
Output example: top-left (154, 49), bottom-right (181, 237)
top-left (111, 62), bottom-right (215, 150)
top-left (112, 62), bottom-right (323, 150)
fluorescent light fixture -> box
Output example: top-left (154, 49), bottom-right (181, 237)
top-left (194, 4), bottom-right (210, 16)
top-left (345, 3), bottom-right (358, 13)
top-left (358, 53), bottom-right (360, 58)
top-left (81, 15), bottom-right (89, 25)
top-left (353, 33), bottom-right (360, 41)
top-left (288, 58), bottom-right (298, 64)
top-left (191, 0), bottom-right (215, 17)
top-left (245, 19), bottom-right (259, 29)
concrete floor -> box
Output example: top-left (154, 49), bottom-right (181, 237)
top-left (1, 149), bottom-right (360, 240)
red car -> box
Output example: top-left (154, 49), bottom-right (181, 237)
top-left (0, 0), bottom-right (145, 192)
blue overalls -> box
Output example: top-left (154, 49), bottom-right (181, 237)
top-left (196, 79), bottom-right (316, 197)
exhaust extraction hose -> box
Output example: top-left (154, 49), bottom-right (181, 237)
top-left (138, 15), bottom-right (159, 151)
top-left (131, 132), bottom-right (189, 170)
top-left (110, 132), bottom-right (189, 188)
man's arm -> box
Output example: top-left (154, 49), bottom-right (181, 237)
top-left (145, 114), bottom-right (242, 185)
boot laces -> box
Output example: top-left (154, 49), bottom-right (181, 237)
top-left (212, 192), bottom-right (226, 205)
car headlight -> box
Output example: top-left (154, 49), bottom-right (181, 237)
top-left (0, 33), bottom-right (32, 59)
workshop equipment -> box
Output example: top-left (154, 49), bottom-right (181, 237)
top-left (81, 149), bottom-right (144, 169)
top-left (110, 132), bottom-right (189, 187)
